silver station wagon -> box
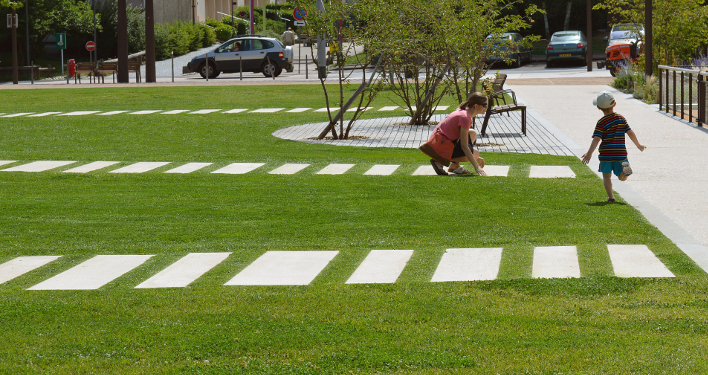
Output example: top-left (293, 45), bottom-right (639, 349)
top-left (187, 35), bottom-right (294, 79)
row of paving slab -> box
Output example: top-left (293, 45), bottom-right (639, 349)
top-left (0, 245), bottom-right (676, 290)
top-left (0, 107), bottom-right (446, 118)
top-left (0, 160), bottom-right (578, 178)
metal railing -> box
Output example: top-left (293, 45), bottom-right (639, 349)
top-left (658, 65), bottom-right (708, 126)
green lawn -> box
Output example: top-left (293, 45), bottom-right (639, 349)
top-left (0, 85), bottom-right (706, 374)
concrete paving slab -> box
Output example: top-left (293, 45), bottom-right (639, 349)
top-left (431, 248), bottom-right (503, 282)
top-left (58, 111), bottom-right (100, 116)
top-left (211, 163), bottom-right (265, 174)
top-left (287, 108), bottom-right (311, 112)
top-left (314, 107), bottom-right (329, 112)
top-left (347, 107), bottom-right (372, 112)
top-left (1, 161), bottom-right (75, 172)
top-left (129, 110), bottom-right (162, 115)
top-left (63, 161), bottom-right (120, 173)
top-left (0, 256), bottom-right (61, 285)
top-left (532, 246), bottom-right (581, 278)
top-left (434, 106), bottom-right (449, 112)
top-left (164, 162), bottom-right (213, 174)
top-left (608, 244), bottom-right (675, 278)
top-left (345, 250), bottom-right (413, 284)
top-left (529, 165), bottom-right (576, 178)
top-left (223, 109), bottom-right (248, 113)
top-left (224, 251), bottom-right (338, 286)
top-left (135, 252), bottom-right (231, 289)
top-left (316, 164), bottom-right (355, 175)
top-left (250, 108), bottom-right (284, 113)
top-left (28, 255), bottom-right (153, 290)
top-left (109, 162), bottom-right (170, 173)
top-left (97, 111), bottom-right (129, 115)
top-left (269, 163), bottom-right (310, 174)
top-left (28, 112), bottom-right (62, 117)
top-left (190, 109), bottom-right (221, 114)
top-left (364, 165), bottom-right (400, 175)
top-left (412, 165), bottom-right (438, 176)
top-left (161, 110), bottom-right (190, 114)
top-left (2, 112), bottom-right (34, 117)
top-left (378, 106), bottom-right (399, 111)
top-left (483, 165), bottom-right (510, 177)
top-left (0, 161), bottom-right (16, 167)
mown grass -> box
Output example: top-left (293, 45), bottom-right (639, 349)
top-left (0, 85), bottom-right (706, 374)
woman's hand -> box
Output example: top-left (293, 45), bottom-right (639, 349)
top-left (475, 165), bottom-right (487, 176)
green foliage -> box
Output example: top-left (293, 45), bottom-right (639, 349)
top-left (612, 60), bottom-right (658, 104)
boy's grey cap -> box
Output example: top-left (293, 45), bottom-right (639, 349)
top-left (593, 90), bottom-right (615, 109)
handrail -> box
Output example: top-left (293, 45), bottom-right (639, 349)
top-left (658, 65), bottom-right (706, 126)
top-left (658, 64), bottom-right (708, 77)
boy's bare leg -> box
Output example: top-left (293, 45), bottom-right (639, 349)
top-left (603, 173), bottom-right (615, 200)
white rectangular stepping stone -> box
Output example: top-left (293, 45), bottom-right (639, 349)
top-left (412, 165), bottom-right (438, 176)
top-left (211, 163), bottom-right (265, 174)
top-left (129, 110), bottom-right (162, 115)
top-left (57, 111), bottom-right (101, 116)
top-left (28, 255), bottom-right (153, 290)
top-left (346, 107), bottom-right (372, 112)
top-left (97, 110), bottom-right (128, 116)
top-left (431, 248), bottom-right (503, 282)
top-left (1, 161), bottom-right (75, 172)
top-left (0, 161), bottom-right (16, 167)
top-left (161, 110), bottom-right (190, 114)
top-left (135, 253), bottom-right (230, 289)
top-left (0, 256), bottom-right (61, 285)
top-left (316, 164), bottom-right (355, 175)
top-left (223, 109), bottom-right (248, 114)
top-left (483, 165), bottom-right (510, 177)
top-left (532, 246), bottom-right (580, 278)
top-left (433, 106), bottom-right (449, 111)
top-left (364, 164), bottom-right (400, 175)
top-left (63, 161), bottom-right (120, 173)
top-left (2, 112), bottom-right (34, 117)
top-left (608, 245), bottom-right (675, 278)
top-left (378, 106), bottom-right (399, 111)
top-left (28, 112), bottom-right (62, 117)
top-left (269, 163), bottom-right (310, 175)
top-left (164, 162), bottom-right (212, 174)
top-left (287, 108), bottom-right (311, 113)
top-left (314, 107), bottom-right (330, 112)
top-left (109, 162), bottom-right (170, 173)
top-left (224, 251), bottom-right (338, 286)
top-left (529, 166), bottom-right (576, 178)
top-left (346, 250), bottom-right (413, 284)
top-left (190, 109), bottom-right (221, 114)
top-left (250, 108), bottom-right (284, 113)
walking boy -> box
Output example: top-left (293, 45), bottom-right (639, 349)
top-left (582, 91), bottom-right (646, 202)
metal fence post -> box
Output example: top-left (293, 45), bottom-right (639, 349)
top-left (30, 60), bottom-right (34, 84)
top-left (689, 73), bottom-right (693, 123)
top-left (171, 51), bottom-right (174, 83)
top-left (305, 55), bottom-right (308, 79)
top-left (673, 70), bottom-right (676, 115)
top-left (681, 71), bottom-right (685, 120)
top-left (240, 56), bottom-right (242, 81)
top-left (205, 51), bottom-right (208, 82)
top-left (658, 68), bottom-right (662, 108)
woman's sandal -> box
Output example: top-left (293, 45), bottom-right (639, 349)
top-left (449, 166), bottom-right (474, 175)
top-left (430, 159), bottom-right (448, 176)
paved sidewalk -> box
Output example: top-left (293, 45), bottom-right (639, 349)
top-left (508, 83), bottom-right (708, 272)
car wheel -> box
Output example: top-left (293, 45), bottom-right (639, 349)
top-left (262, 61), bottom-right (277, 77)
top-left (513, 53), bottom-right (521, 68)
top-left (274, 66), bottom-right (283, 77)
top-left (546, 60), bottom-right (553, 68)
top-left (200, 63), bottom-right (218, 79)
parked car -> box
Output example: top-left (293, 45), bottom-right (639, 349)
top-left (187, 35), bottom-right (293, 79)
top-left (484, 32), bottom-right (532, 68)
top-left (546, 30), bottom-right (587, 67)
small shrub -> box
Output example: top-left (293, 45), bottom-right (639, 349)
top-left (213, 23), bottom-right (236, 42)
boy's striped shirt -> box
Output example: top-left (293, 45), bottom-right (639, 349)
top-left (593, 112), bottom-right (631, 161)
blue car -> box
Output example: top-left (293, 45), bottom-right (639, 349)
top-left (546, 31), bottom-right (587, 67)
top-left (484, 32), bottom-right (532, 68)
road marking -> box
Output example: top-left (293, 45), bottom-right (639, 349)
top-left (346, 250), bottom-right (413, 284)
top-left (316, 164), bottom-right (355, 175)
top-left (164, 163), bottom-right (213, 174)
top-left (224, 251), bottom-right (338, 286)
top-left (135, 253), bottom-right (231, 288)
top-left (269, 163), bottom-right (310, 175)
top-left (211, 163), bottom-right (265, 174)
top-left (0, 256), bottom-right (61, 285)
top-left (364, 164), bottom-right (400, 175)
top-left (63, 161), bottom-right (120, 173)
top-left (109, 162), bottom-right (170, 173)
top-left (529, 166), bottom-right (576, 178)
top-left (28, 255), bottom-right (153, 290)
top-left (431, 248), bottom-right (503, 282)
top-left (608, 244), bottom-right (675, 278)
top-left (532, 246), bottom-right (581, 278)
top-left (1, 161), bottom-right (75, 172)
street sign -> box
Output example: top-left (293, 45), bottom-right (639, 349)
top-left (85, 41), bottom-right (95, 52)
top-left (6, 14), bottom-right (18, 28)
top-left (293, 7), bottom-right (307, 21)
top-left (56, 33), bottom-right (66, 50)
top-left (294, 20), bottom-right (305, 27)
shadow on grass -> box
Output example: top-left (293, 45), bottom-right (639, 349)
top-left (586, 201), bottom-right (628, 207)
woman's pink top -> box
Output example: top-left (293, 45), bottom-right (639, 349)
top-left (433, 109), bottom-right (471, 142)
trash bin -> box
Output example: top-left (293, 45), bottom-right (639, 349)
top-left (68, 59), bottom-right (76, 77)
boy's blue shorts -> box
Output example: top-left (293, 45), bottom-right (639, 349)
top-left (598, 159), bottom-right (628, 176)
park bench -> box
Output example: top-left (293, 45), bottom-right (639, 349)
top-left (74, 62), bottom-right (96, 84)
top-left (127, 61), bottom-right (142, 83)
top-left (95, 62), bottom-right (118, 83)
top-left (480, 74), bottom-right (527, 136)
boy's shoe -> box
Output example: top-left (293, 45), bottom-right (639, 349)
top-left (607, 198), bottom-right (616, 203)
top-left (621, 161), bottom-right (633, 177)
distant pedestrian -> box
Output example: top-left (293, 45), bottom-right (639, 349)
top-left (418, 92), bottom-right (488, 176)
top-left (282, 27), bottom-right (296, 46)
top-left (582, 91), bottom-right (646, 202)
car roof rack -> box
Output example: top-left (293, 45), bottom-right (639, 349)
top-left (236, 34), bottom-right (267, 37)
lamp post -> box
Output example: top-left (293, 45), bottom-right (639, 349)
top-left (645, 0), bottom-right (653, 76)
top-left (587, 0), bottom-right (592, 71)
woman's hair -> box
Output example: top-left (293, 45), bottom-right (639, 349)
top-left (458, 92), bottom-right (488, 110)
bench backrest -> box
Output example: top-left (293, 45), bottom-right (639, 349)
top-left (491, 73), bottom-right (507, 93)
top-left (75, 62), bottom-right (94, 71)
top-left (126, 61), bottom-right (141, 71)
top-left (99, 62), bottom-right (118, 70)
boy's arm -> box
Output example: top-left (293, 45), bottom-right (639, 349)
top-left (582, 136), bottom-right (601, 164)
top-left (626, 129), bottom-right (646, 151)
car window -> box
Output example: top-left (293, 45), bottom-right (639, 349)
top-left (251, 40), bottom-right (264, 50)
top-left (239, 40), bottom-right (251, 51)
top-left (551, 33), bottom-right (580, 42)
top-left (262, 40), bottom-right (274, 49)
top-left (217, 41), bottom-right (241, 53)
